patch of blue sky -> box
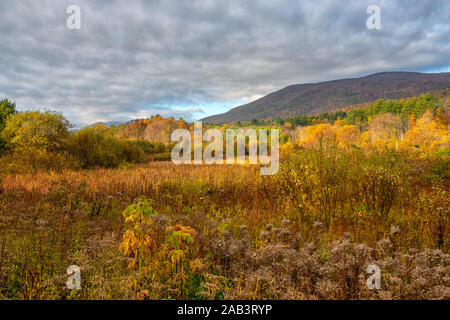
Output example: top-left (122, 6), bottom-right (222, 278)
top-left (142, 99), bottom-right (245, 121)
top-left (420, 65), bottom-right (450, 73)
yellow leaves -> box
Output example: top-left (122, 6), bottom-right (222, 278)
top-left (120, 199), bottom-right (198, 290)
top-left (363, 113), bottom-right (404, 152)
top-left (127, 260), bottom-right (136, 270)
top-left (296, 123), bottom-right (362, 151)
top-left (353, 211), bottom-right (363, 218)
top-left (165, 225), bottom-right (195, 259)
top-left (2, 110), bottom-right (71, 153)
top-left (164, 224), bottom-right (196, 282)
top-left (281, 141), bottom-right (295, 156)
top-left (137, 290), bottom-right (150, 300)
top-left (119, 198), bottom-right (155, 271)
top-left (143, 234), bottom-right (152, 248)
top-left (398, 110), bottom-right (449, 156)
top-left (119, 230), bottom-right (137, 257)
top-left (189, 258), bottom-right (205, 273)
top-left (334, 119), bottom-right (344, 127)
top-left (299, 123), bottom-right (336, 150)
top-left (172, 267), bottom-right (188, 283)
top-left (166, 224), bottom-right (196, 239)
top-left (336, 125), bottom-right (360, 149)
top-left (340, 110), bottom-right (449, 156)
top-left (169, 249), bottom-right (185, 265)
top-left (359, 131), bottom-right (371, 148)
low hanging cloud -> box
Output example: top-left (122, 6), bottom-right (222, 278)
top-left (0, 0), bottom-right (449, 126)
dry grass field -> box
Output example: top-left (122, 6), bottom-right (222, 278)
top-left (0, 148), bottom-right (448, 300)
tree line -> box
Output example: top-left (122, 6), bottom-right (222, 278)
top-left (0, 99), bottom-right (171, 173)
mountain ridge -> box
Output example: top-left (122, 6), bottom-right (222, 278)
top-left (202, 72), bottom-right (450, 123)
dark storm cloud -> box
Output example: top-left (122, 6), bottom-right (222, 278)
top-left (0, 0), bottom-right (449, 125)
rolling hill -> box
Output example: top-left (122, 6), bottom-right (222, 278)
top-left (202, 72), bottom-right (450, 123)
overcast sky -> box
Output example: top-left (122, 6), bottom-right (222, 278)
top-left (0, 0), bottom-right (449, 126)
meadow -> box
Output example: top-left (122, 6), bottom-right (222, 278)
top-left (0, 93), bottom-right (448, 300)
top-left (0, 148), bottom-right (448, 300)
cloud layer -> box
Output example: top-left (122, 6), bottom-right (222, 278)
top-left (0, 0), bottom-right (449, 125)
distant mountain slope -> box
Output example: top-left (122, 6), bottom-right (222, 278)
top-left (202, 72), bottom-right (450, 123)
top-left (90, 121), bottom-right (124, 127)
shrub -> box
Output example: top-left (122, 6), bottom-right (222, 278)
top-left (69, 128), bottom-right (144, 168)
top-left (0, 99), bottom-right (17, 152)
top-left (0, 110), bottom-right (73, 171)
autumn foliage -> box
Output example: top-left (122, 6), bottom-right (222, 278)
top-left (0, 91), bottom-right (448, 300)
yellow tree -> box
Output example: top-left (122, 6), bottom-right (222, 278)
top-left (301, 123), bottom-right (336, 150)
top-left (335, 125), bottom-right (361, 149)
top-left (399, 110), bottom-right (448, 156)
top-left (362, 113), bottom-right (405, 151)
top-left (368, 113), bottom-right (405, 141)
top-left (1, 110), bottom-right (72, 169)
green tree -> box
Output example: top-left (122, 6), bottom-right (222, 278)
top-left (70, 127), bottom-right (144, 168)
top-left (0, 99), bottom-right (17, 150)
top-left (0, 110), bottom-right (72, 170)
top-left (1, 110), bottom-right (71, 152)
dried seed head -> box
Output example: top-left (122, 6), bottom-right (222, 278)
top-left (279, 229), bottom-right (291, 241)
top-left (313, 221), bottom-right (323, 229)
top-left (343, 232), bottom-right (353, 240)
top-left (222, 229), bottom-right (232, 240)
top-left (282, 219), bottom-right (290, 228)
top-left (36, 219), bottom-right (49, 226)
top-left (390, 225), bottom-right (401, 236)
top-left (273, 228), bottom-right (282, 236)
top-left (260, 231), bottom-right (270, 241)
